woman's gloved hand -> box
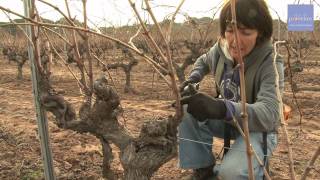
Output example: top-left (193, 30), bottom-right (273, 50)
top-left (179, 79), bottom-right (199, 97)
top-left (180, 92), bottom-right (227, 121)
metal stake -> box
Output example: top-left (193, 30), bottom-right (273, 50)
top-left (23, 0), bottom-right (55, 179)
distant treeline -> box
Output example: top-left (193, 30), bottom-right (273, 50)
top-left (0, 16), bottom-right (215, 36)
top-left (0, 17), bottom-right (83, 35)
top-left (0, 17), bottom-right (319, 40)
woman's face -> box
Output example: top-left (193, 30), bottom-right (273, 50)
top-left (224, 24), bottom-right (258, 62)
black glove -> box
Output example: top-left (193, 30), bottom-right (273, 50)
top-left (180, 92), bottom-right (226, 121)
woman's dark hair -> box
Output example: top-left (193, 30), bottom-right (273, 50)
top-left (219, 0), bottom-right (273, 45)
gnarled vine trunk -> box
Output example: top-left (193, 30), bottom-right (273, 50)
top-left (41, 75), bottom-right (178, 179)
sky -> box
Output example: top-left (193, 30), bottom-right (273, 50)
top-left (0, 0), bottom-right (319, 28)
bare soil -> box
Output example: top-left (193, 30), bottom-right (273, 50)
top-left (0, 48), bottom-right (319, 179)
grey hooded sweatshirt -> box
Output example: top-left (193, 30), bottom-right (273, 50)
top-left (188, 40), bottom-right (284, 132)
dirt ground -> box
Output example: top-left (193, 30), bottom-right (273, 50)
top-left (0, 47), bottom-right (319, 180)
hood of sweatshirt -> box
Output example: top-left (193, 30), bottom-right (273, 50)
top-left (217, 39), bottom-right (273, 71)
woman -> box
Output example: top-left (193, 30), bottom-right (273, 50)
top-left (178, 0), bottom-right (284, 179)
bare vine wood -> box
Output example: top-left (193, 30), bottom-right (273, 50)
top-left (138, 0), bottom-right (184, 120)
top-left (64, 0), bottom-right (89, 96)
top-left (0, 1), bottom-right (188, 179)
top-left (275, 41), bottom-right (297, 180)
top-left (5, 46), bottom-right (29, 79)
top-left (231, 118), bottom-right (272, 180)
top-left (1, 12), bottom-right (30, 79)
top-left (301, 146), bottom-right (320, 180)
top-left (38, 0), bottom-right (85, 39)
top-left (166, 0), bottom-right (186, 42)
top-left (286, 43), bottom-right (304, 126)
top-left (173, 39), bottom-right (213, 83)
top-left (230, 0), bottom-right (254, 178)
top-left (0, 23), bottom-right (170, 91)
top-left (40, 28), bottom-right (84, 91)
top-left (105, 48), bottom-right (138, 93)
top-left (81, 0), bottom-right (94, 106)
top-left (41, 74), bottom-right (178, 179)
top-left (0, 6), bottom-right (170, 79)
